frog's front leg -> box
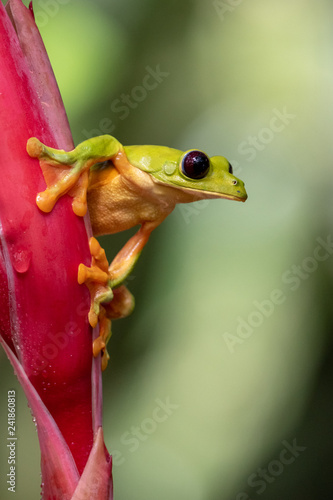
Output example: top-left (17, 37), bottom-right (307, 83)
top-left (27, 135), bottom-right (123, 216)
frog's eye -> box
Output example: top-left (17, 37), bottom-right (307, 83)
top-left (228, 162), bottom-right (233, 174)
top-left (181, 150), bottom-right (210, 179)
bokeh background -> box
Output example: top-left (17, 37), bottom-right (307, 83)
top-left (0, 0), bottom-right (332, 498)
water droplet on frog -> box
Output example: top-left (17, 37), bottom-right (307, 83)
top-left (12, 247), bottom-right (31, 273)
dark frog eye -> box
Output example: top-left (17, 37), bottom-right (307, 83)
top-left (228, 162), bottom-right (233, 174)
top-left (181, 150), bottom-right (210, 180)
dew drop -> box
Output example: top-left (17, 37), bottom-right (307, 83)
top-left (12, 247), bottom-right (32, 273)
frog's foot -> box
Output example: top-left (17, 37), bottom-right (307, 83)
top-left (27, 135), bottom-right (123, 216)
top-left (92, 285), bottom-right (135, 370)
top-left (27, 137), bottom-right (94, 216)
top-left (78, 236), bottom-right (113, 329)
top-left (78, 236), bottom-right (135, 370)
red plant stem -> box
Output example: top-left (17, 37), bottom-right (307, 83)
top-left (0, 1), bottom-right (97, 474)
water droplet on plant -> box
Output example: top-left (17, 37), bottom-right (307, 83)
top-left (12, 247), bottom-right (31, 273)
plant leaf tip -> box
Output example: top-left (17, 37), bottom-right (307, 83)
top-left (29, 1), bottom-right (34, 19)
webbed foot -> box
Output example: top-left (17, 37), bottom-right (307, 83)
top-left (78, 237), bottom-right (134, 370)
top-left (27, 137), bottom-right (91, 216)
top-left (78, 237), bottom-right (113, 328)
top-left (27, 135), bottom-right (123, 216)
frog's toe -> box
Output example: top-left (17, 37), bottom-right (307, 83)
top-left (36, 189), bottom-right (58, 213)
top-left (70, 170), bottom-right (89, 217)
top-left (92, 335), bottom-right (106, 357)
top-left (72, 198), bottom-right (87, 217)
top-left (93, 335), bottom-right (110, 372)
top-left (101, 349), bottom-right (110, 371)
top-left (27, 137), bottom-right (43, 158)
top-left (92, 306), bottom-right (112, 371)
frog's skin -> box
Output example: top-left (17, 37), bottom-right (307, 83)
top-left (27, 134), bottom-right (247, 369)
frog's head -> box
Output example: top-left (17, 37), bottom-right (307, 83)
top-left (124, 145), bottom-right (247, 202)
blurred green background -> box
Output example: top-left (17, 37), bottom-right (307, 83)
top-left (1, 0), bottom-right (333, 498)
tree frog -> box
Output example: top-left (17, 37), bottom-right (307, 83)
top-left (27, 135), bottom-right (247, 369)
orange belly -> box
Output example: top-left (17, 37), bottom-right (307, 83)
top-left (87, 166), bottom-right (170, 236)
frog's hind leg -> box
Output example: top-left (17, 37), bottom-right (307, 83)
top-left (93, 286), bottom-right (134, 371)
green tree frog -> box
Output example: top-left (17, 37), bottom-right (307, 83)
top-left (27, 134), bottom-right (247, 369)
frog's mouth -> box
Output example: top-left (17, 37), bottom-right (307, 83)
top-left (170, 183), bottom-right (248, 203)
top-left (150, 176), bottom-right (247, 203)
top-left (193, 188), bottom-right (248, 202)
